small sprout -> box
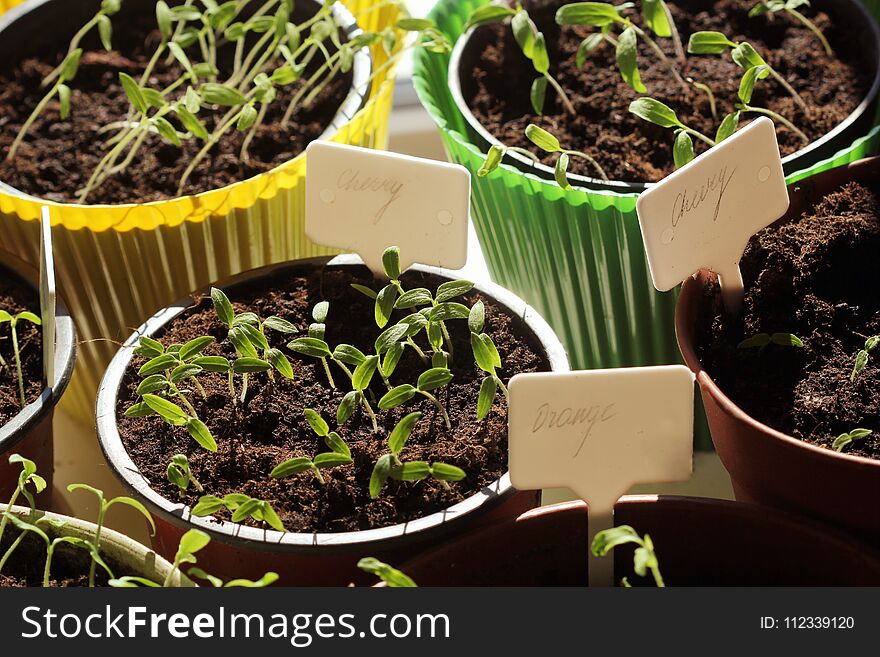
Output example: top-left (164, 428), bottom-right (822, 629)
top-left (592, 525), bottom-right (665, 587)
top-left (524, 124), bottom-right (609, 184)
top-left (166, 454), bottom-right (204, 494)
top-left (0, 309), bottom-right (42, 407)
top-left (468, 301), bottom-right (509, 420)
top-left (269, 410), bottom-right (352, 484)
top-left (188, 568), bottom-right (279, 588)
top-left (67, 483), bottom-right (156, 587)
top-left (369, 412), bottom-right (465, 499)
top-left (737, 332), bottom-right (805, 350)
top-left (162, 528), bottom-right (210, 587)
top-left (378, 367), bottom-right (454, 430)
top-left (832, 428), bottom-right (873, 453)
top-left (192, 493), bottom-right (285, 532)
top-left (749, 1), bottom-right (832, 57)
top-left (850, 336), bottom-right (878, 382)
top-left (357, 557), bottom-right (417, 587)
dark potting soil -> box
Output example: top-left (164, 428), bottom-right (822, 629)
top-left (0, 9), bottom-right (351, 204)
top-left (0, 527), bottom-right (113, 587)
top-left (116, 267), bottom-right (551, 533)
top-left (0, 270), bottom-right (42, 427)
top-left (696, 181), bottom-right (880, 460)
top-left (464, 0), bottom-right (870, 183)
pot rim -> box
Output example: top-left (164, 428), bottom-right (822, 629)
top-left (96, 254), bottom-right (570, 554)
top-left (0, 503), bottom-right (191, 586)
top-left (0, 252), bottom-right (76, 454)
top-left (0, 0), bottom-right (373, 209)
top-left (675, 158), bottom-right (880, 472)
top-left (447, 0), bottom-right (880, 195)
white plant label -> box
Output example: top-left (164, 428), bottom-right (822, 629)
top-left (636, 117), bottom-right (789, 312)
top-left (39, 207), bottom-right (57, 387)
top-left (509, 366), bottom-right (694, 586)
top-left (305, 142), bottom-right (470, 276)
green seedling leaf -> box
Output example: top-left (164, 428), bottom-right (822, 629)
top-left (375, 284), bottom-right (399, 328)
top-left (191, 495), bottom-right (225, 516)
top-left (142, 394), bottom-right (188, 426)
top-left (211, 287), bottom-right (234, 326)
top-left (136, 374), bottom-right (169, 396)
top-left (512, 10), bottom-right (537, 59)
top-left (135, 336), bottom-right (165, 358)
top-left (171, 363), bottom-right (202, 384)
top-left (375, 324), bottom-right (410, 355)
top-left (556, 2), bottom-right (623, 27)
top-left (616, 26), bottom-right (646, 93)
top-left (379, 385), bottom-right (417, 410)
top-left (673, 130), bottom-right (695, 169)
top-left (176, 105), bottom-right (209, 140)
top-left (468, 300), bottom-right (486, 334)
top-left (187, 417), bottom-right (217, 452)
top-left (687, 30), bottom-right (738, 54)
top-left (389, 411), bottom-right (423, 456)
top-left (314, 452), bottom-right (352, 469)
top-left (192, 356), bottom-right (230, 372)
top-left (357, 558), bottom-right (417, 587)
top-left (715, 111), bottom-right (741, 143)
top-left (417, 368), bottom-right (453, 391)
top-left (477, 376), bottom-right (497, 420)
top-left (288, 337), bottom-right (331, 359)
top-left (232, 357), bottom-right (271, 373)
top-left (324, 432), bottom-right (351, 458)
top-left (629, 97), bottom-right (683, 129)
top-left (430, 302), bottom-right (470, 322)
top-left (179, 336), bottom-right (214, 362)
top-left (395, 288), bottom-right (433, 309)
top-left (382, 342), bottom-right (405, 378)
top-left (337, 390), bottom-right (358, 424)
top-left (266, 348), bottom-right (294, 379)
top-left (58, 84), bottom-right (71, 120)
top-left (304, 409), bottom-right (329, 436)
top-left (642, 0), bottom-right (672, 37)
top-left (124, 402), bottom-right (154, 418)
top-left (430, 462), bottom-right (466, 482)
top-left (200, 83), bottom-right (246, 106)
top-left (577, 33), bottom-right (605, 67)
top-left (370, 454), bottom-right (393, 499)
top-left (383, 246), bottom-right (401, 280)
top-left (352, 355), bottom-right (380, 391)
top-left (436, 280), bottom-right (473, 303)
top-left (738, 64), bottom-right (767, 104)
top-left (832, 428), bottom-right (873, 453)
top-left (391, 461), bottom-right (430, 481)
top-left (770, 333), bottom-right (804, 348)
top-left (464, 4), bottom-right (516, 30)
top-left (138, 353), bottom-right (177, 376)
top-left (478, 144), bottom-right (505, 177)
top-left (525, 124), bottom-right (561, 152)
top-left (263, 316), bottom-right (298, 334)
top-left (119, 72), bottom-right (148, 114)
top-left (333, 344), bottom-right (366, 366)
top-left (351, 283), bottom-right (378, 300)
top-left (555, 152), bottom-right (572, 190)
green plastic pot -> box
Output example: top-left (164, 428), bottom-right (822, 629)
top-left (412, 0), bottom-right (880, 449)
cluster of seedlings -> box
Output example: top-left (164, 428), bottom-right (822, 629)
top-left (474, 0), bottom-right (836, 184)
top-left (0, 454), bottom-right (275, 587)
top-left (4, 0), bottom-right (449, 201)
top-left (125, 247), bottom-right (510, 531)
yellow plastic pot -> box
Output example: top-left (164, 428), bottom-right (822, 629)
top-left (0, 0), bottom-right (404, 423)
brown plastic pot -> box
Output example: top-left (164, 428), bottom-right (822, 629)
top-left (392, 497), bottom-right (880, 586)
top-left (677, 157), bottom-right (880, 545)
top-left (96, 255), bottom-right (569, 586)
top-left (449, 0), bottom-right (880, 193)
top-left (0, 253), bottom-right (76, 506)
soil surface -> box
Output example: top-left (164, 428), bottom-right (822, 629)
top-left (697, 181), bottom-right (880, 460)
top-left (0, 7), bottom-right (352, 204)
top-left (0, 270), bottom-right (43, 427)
top-left (463, 0), bottom-right (871, 183)
top-left (117, 266), bottom-right (551, 533)
top-left (0, 526), bottom-right (114, 587)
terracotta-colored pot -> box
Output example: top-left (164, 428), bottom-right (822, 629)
top-left (0, 253), bottom-right (76, 506)
top-left (676, 157), bottom-right (880, 545)
top-left (393, 497), bottom-right (880, 586)
top-left (96, 255), bottom-right (569, 586)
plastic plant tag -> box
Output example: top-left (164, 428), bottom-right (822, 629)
top-left (636, 117), bottom-right (789, 312)
top-left (39, 206), bottom-right (56, 387)
top-left (509, 366), bottom-right (695, 586)
top-left (305, 142), bottom-right (470, 276)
